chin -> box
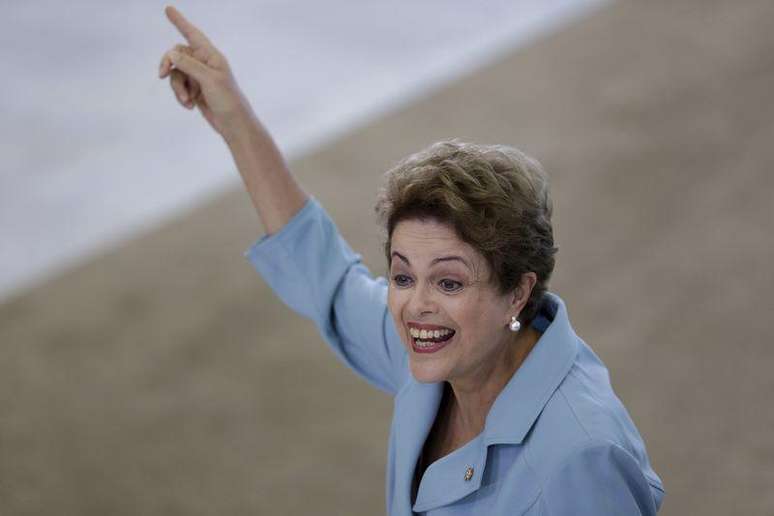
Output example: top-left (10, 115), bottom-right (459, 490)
top-left (408, 356), bottom-right (450, 384)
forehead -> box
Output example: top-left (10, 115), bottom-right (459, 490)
top-left (390, 218), bottom-right (481, 266)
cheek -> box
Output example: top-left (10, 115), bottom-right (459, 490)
top-left (386, 286), bottom-right (399, 312)
top-left (456, 294), bottom-right (504, 340)
top-left (453, 293), bottom-right (486, 325)
top-left (387, 290), bottom-right (414, 349)
top-left (386, 287), bottom-right (406, 325)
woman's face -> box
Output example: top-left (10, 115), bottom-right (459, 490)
top-left (387, 217), bottom-right (518, 384)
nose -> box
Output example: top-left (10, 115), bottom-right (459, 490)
top-left (407, 281), bottom-right (437, 318)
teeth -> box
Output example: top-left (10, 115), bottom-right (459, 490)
top-left (408, 327), bottom-right (453, 339)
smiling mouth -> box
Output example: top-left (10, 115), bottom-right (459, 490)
top-left (410, 329), bottom-right (456, 354)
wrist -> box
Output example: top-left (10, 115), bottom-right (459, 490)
top-left (220, 106), bottom-right (258, 145)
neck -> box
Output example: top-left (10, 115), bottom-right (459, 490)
top-left (446, 325), bottom-right (541, 440)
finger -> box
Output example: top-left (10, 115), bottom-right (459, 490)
top-left (169, 69), bottom-right (192, 107)
top-left (159, 51), bottom-right (171, 78)
top-left (159, 44), bottom-right (192, 78)
top-left (188, 78), bottom-right (202, 106)
top-left (168, 50), bottom-right (211, 85)
top-left (164, 5), bottom-right (214, 50)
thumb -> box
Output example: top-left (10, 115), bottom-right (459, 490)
top-left (170, 51), bottom-right (210, 84)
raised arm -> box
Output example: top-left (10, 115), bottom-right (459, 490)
top-left (158, 5), bottom-right (307, 234)
top-left (158, 6), bottom-right (408, 394)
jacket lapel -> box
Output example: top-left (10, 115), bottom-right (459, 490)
top-left (390, 378), bottom-right (444, 514)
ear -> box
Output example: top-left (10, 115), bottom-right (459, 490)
top-left (509, 272), bottom-right (538, 316)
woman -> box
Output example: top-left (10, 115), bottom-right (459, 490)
top-left (159, 6), bottom-right (665, 514)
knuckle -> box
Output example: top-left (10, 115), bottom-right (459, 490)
top-left (213, 53), bottom-right (228, 68)
top-left (212, 73), bottom-right (229, 89)
top-left (192, 48), bottom-right (208, 63)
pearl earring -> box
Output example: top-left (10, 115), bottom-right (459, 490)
top-left (509, 316), bottom-right (521, 332)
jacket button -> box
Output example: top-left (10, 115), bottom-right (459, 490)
top-left (464, 466), bottom-right (474, 481)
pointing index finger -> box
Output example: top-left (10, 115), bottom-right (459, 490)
top-left (164, 5), bottom-right (211, 48)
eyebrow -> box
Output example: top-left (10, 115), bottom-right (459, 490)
top-left (390, 251), bottom-right (472, 270)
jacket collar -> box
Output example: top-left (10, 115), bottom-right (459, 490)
top-left (391, 292), bottom-right (579, 513)
top-left (483, 292), bottom-right (579, 445)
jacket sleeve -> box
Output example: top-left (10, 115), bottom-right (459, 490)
top-left (538, 440), bottom-right (662, 515)
top-left (243, 196), bottom-right (407, 395)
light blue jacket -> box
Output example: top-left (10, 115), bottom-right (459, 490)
top-left (244, 197), bottom-right (665, 515)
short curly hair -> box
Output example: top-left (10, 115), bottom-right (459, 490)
top-left (374, 139), bottom-right (558, 324)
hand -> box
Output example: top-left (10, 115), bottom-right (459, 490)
top-left (159, 5), bottom-right (253, 138)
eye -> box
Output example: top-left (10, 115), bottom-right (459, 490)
top-left (439, 279), bottom-right (462, 292)
top-left (392, 274), bottom-right (413, 288)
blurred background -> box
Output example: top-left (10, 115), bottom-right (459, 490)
top-left (1, 0), bottom-right (772, 514)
